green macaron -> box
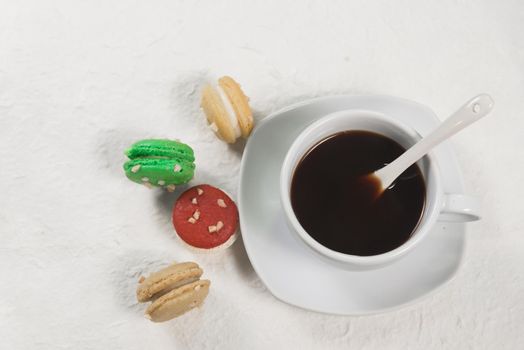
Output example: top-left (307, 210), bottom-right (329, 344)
top-left (123, 139), bottom-right (195, 190)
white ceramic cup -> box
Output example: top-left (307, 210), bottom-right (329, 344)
top-left (280, 109), bottom-right (480, 270)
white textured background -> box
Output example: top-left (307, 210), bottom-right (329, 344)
top-left (1, 1), bottom-right (523, 349)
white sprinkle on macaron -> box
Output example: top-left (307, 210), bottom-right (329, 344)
top-left (166, 184), bottom-right (176, 192)
top-left (131, 164), bottom-right (141, 173)
top-left (217, 199), bottom-right (227, 208)
top-left (197, 188), bottom-right (204, 195)
top-left (174, 164), bottom-right (182, 172)
top-left (192, 209), bottom-right (200, 220)
top-left (216, 221), bottom-right (224, 231)
top-left (208, 225), bottom-right (217, 233)
top-left (209, 123), bottom-right (219, 133)
top-left (191, 197), bottom-right (198, 205)
top-left (158, 180), bottom-right (165, 186)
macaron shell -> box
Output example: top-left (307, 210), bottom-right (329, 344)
top-left (124, 157), bottom-right (195, 186)
top-left (218, 76), bottom-right (253, 138)
top-left (176, 229), bottom-right (238, 254)
top-left (145, 280), bottom-right (210, 322)
top-left (125, 139), bottom-right (195, 162)
top-left (200, 84), bottom-right (237, 143)
top-left (136, 262), bottom-right (203, 302)
top-left (173, 185), bottom-right (239, 249)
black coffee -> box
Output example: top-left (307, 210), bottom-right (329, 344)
top-left (291, 131), bottom-right (425, 256)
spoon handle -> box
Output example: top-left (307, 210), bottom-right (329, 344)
top-left (376, 94), bottom-right (494, 189)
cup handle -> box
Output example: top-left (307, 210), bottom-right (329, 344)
top-left (439, 194), bottom-right (481, 222)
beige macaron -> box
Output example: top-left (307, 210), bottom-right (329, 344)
top-left (136, 261), bottom-right (210, 322)
top-left (136, 262), bottom-right (203, 302)
top-left (145, 279), bottom-right (211, 322)
top-left (201, 76), bottom-right (254, 143)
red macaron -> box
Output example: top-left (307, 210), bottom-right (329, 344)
top-left (173, 184), bottom-right (239, 250)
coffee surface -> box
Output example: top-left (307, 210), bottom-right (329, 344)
top-left (291, 131), bottom-right (425, 256)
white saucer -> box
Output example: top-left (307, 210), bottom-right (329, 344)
top-left (238, 95), bottom-right (467, 315)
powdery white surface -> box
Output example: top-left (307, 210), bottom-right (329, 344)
top-left (1, 1), bottom-right (523, 349)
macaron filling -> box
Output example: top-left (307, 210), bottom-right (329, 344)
top-left (217, 85), bottom-right (241, 139)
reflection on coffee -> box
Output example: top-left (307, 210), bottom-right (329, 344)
top-left (291, 131), bottom-right (425, 256)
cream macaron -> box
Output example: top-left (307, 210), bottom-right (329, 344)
top-left (201, 76), bottom-right (254, 143)
top-left (136, 262), bottom-right (210, 322)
